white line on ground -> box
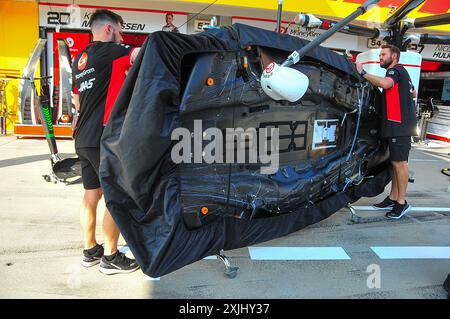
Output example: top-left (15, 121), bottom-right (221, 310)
top-left (417, 152), bottom-right (450, 162)
top-left (144, 275), bottom-right (161, 281)
top-left (352, 206), bottom-right (450, 212)
top-left (248, 247), bottom-right (351, 260)
top-left (371, 246), bottom-right (450, 259)
top-left (409, 159), bottom-right (448, 162)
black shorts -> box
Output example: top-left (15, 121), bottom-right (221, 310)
top-left (76, 147), bottom-right (101, 190)
top-left (388, 136), bottom-right (411, 162)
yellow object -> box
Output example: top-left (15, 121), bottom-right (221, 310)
top-left (0, 0), bottom-right (39, 132)
top-left (175, 0), bottom-right (449, 31)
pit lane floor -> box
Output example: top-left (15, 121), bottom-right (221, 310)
top-left (0, 136), bottom-right (449, 299)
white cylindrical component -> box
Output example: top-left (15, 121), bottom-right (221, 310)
top-left (294, 13), bottom-right (322, 28)
top-left (294, 13), bottom-right (307, 26)
top-left (261, 62), bottom-right (309, 102)
top-left (356, 48), bottom-right (422, 92)
top-left (404, 18), bottom-right (416, 29)
top-left (404, 33), bottom-right (420, 45)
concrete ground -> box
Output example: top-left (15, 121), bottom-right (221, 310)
top-left (0, 135), bottom-right (449, 299)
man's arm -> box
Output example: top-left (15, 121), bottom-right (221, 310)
top-left (130, 48), bottom-right (141, 65)
top-left (362, 73), bottom-right (394, 90)
top-left (73, 93), bottom-right (80, 112)
top-left (356, 62), bottom-right (394, 90)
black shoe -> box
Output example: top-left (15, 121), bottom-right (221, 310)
top-left (99, 251), bottom-right (140, 275)
top-left (81, 244), bottom-right (104, 267)
top-left (443, 274), bottom-right (450, 293)
top-left (373, 196), bottom-right (397, 210)
top-left (386, 201), bottom-right (411, 219)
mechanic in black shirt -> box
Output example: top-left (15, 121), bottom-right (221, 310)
top-left (72, 9), bottom-right (141, 274)
top-left (356, 44), bottom-right (417, 219)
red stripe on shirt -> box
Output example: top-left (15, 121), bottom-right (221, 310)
top-left (385, 83), bottom-right (402, 123)
top-left (103, 55), bottom-right (132, 125)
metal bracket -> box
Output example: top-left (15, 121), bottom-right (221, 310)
top-left (347, 203), bottom-right (388, 224)
top-left (348, 204), bottom-right (362, 223)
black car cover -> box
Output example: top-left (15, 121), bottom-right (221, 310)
top-left (100, 24), bottom-right (391, 277)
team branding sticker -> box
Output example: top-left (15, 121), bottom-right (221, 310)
top-left (265, 62), bottom-right (276, 74)
top-left (66, 37), bottom-right (74, 48)
top-left (78, 52), bottom-right (88, 71)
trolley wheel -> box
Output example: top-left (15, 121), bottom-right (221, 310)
top-left (351, 214), bottom-right (362, 224)
top-left (224, 266), bottom-right (239, 279)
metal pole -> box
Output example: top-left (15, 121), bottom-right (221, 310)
top-left (383, 0), bottom-right (426, 29)
top-left (419, 34), bottom-right (450, 45)
top-left (282, 0), bottom-right (381, 67)
top-left (276, 0), bottom-right (283, 33)
top-left (412, 13), bottom-right (450, 28)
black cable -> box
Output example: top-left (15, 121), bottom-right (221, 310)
top-left (441, 168), bottom-right (450, 177)
top-left (176, 0), bottom-right (220, 30)
top-left (283, 20), bottom-right (294, 34)
top-left (225, 107), bottom-right (234, 216)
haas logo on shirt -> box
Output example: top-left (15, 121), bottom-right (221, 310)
top-left (78, 52), bottom-right (88, 71)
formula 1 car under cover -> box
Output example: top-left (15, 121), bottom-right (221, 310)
top-left (100, 23), bottom-right (392, 278)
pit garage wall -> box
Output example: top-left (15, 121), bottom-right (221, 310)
top-left (38, 3), bottom-right (188, 34)
top-left (0, 0), bottom-right (39, 132)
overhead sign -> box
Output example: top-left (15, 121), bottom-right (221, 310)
top-left (423, 44), bottom-right (450, 62)
top-left (38, 3), bottom-right (188, 34)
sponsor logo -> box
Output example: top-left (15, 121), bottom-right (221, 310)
top-left (123, 23), bottom-right (146, 31)
top-left (432, 44), bottom-right (450, 60)
top-left (79, 78), bottom-right (95, 92)
top-left (75, 68), bottom-right (95, 80)
top-left (78, 52), bottom-right (88, 71)
top-left (66, 37), bottom-right (74, 48)
top-left (265, 62), bottom-right (275, 74)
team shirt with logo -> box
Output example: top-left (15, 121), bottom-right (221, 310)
top-left (381, 64), bottom-right (417, 138)
top-left (72, 41), bottom-right (135, 148)
top-left (162, 24), bottom-right (179, 33)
